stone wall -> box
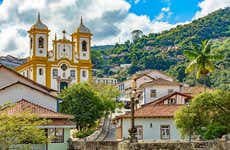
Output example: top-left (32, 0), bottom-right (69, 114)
top-left (118, 140), bottom-right (230, 150)
top-left (69, 140), bottom-right (230, 150)
top-left (68, 141), bottom-right (119, 150)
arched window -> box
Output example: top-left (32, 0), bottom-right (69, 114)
top-left (82, 41), bottom-right (87, 52)
top-left (38, 37), bottom-right (44, 48)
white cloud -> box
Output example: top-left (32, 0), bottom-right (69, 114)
top-left (193, 0), bottom-right (230, 19)
top-left (161, 7), bottom-right (170, 12)
top-left (134, 0), bottom-right (140, 4)
top-left (0, 0), bottom-right (177, 57)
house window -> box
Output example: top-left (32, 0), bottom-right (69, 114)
top-left (39, 68), bottom-right (43, 76)
top-left (38, 37), bottom-right (44, 48)
top-left (82, 41), bottom-right (87, 52)
top-left (168, 89), bottom-right (174, 94)
top-left (53, 69), bottom-right (58, 78)
top-left (150, 89), bottom-right (156, 98)
top-left (82, 70), bottom-right (87, 77)
top-left (136, 125), bottom-right (143, 140)
top-left (48, 128), bottom-right (64, 143)
top-left (168, 98), bottom-right (176, 104)
top-left (160, 125), bottom-right (170, 139)
top-left (70, 70), bottom-right (75, 78)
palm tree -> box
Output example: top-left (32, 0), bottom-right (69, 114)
top-left (184, 40), bottom-right (224, 87)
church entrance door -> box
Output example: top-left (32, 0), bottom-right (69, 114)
top-left (60, 81), bottom-right (68, 91)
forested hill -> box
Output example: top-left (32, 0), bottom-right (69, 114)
top-left (92, 7), bottom-right (230, 90)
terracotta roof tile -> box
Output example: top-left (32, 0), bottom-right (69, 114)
top-left (183, 86), bottom-right (214, 95)
top-left (0, 64), bottom-right (56, 92)
top-left (115, 92), bottom-right (192, 119)
top-left (2, 99), bottom-right (74, 119)
top-left (139, 78), bottom-right (181, 88)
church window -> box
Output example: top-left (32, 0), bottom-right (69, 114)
top-left (38, 37), bottom-right (44, 48)
top-left (39, 68), bottom-right (43, 76)
top-left (82, 41), bottom-right (87, 52)
top-left (53, 69), bottom-right (58, 78)
top-left (70, 70), bottom-right (75, 78)
top-left (61, 64), bottom-right (68, 71)
top-left (82, 70), bottom-right (87, 77)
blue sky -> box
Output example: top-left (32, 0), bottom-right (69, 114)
top-left (126, 0), bottom-right (202, 24)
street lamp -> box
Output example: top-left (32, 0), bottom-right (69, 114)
top-left (128, 77), bottom-right (138, 143)
top-left (186, 103), bottom-right (191, 143)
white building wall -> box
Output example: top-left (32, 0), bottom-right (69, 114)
top-left (0, 84), bottom-right (57, 111)
top-left (122, 118), bottom-right (181, 140)
top-left (143, 85), bottom-right (180, 104)
top-left (50, 66), bottom-right (77, 90)
top-left (0, 68), bottom-right (48, 93)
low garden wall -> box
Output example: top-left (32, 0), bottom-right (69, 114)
top-left (68, 139), bottom-right (230, 150)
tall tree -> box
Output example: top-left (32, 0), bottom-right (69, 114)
top-left (184, 40), bottom-right (224, 86)
top-left (175, 90), bottom-right (230, 139)
top-left (59, 83), bottom-right (105, 130)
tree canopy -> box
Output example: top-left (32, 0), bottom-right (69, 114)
top-left (175, 90), bottom-right (230, 139)
top-left (59, 82), bottom-right (120, 130)
top-left (0, 110), bottom-right (47, 150)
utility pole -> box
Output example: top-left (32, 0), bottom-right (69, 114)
top-left (128, 76), bottom-right (138, 143)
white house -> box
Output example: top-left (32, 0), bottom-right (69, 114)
top-left (0, 64), bottom-right (75, 150)
top-left (114, 92), bottom-right (192, 140)
top-left (93, 77), bottom-right (118, 85)
top-left (0, 64), bottom-right (57, 111)
top-left (117, 70), bottom-right (183, 106)
top-left (139, 78), bottom-right (182, 105)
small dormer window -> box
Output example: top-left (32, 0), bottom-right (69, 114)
top-left (39, 37), bottom-right (44, 48)
top-left (82, 41), bottom-right (87, 52)
top-left (168, 98), bottom-right (176, 105)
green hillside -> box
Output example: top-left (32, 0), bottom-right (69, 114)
top-left (91, 7), bottom-right (230, 90)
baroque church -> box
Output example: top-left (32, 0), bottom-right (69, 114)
top-left (16, 13), bottom-right (93, 92)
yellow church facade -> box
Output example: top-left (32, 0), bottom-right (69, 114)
top-left (16, 13), bottom-right (93, 92)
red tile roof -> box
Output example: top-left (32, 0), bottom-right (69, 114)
top-left (183, 86), bottom-right (214, 95)
top-left (117, 105), bottom-right (182, 119)
top-left (115, 92), bottom-right (192, 119)
top-left (139, 78), bottom-right (182, 88)
top-left (2, 99), bottom-right (74, 119)
top-left (0, 64), bottom-right (56, 92)
top-left (0, 81), bottom-right (58, 99)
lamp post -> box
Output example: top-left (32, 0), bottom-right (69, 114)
top-left (186, 103), bottom-right (191, 143)
top-left (128, 77), bottom-right (138, 143)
